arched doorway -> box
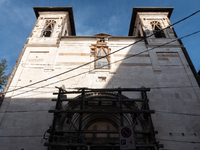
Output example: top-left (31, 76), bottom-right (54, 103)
top-left (45, 88), bottom-right (159, 150)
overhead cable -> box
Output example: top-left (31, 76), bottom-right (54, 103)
top-left (11, 29), bottom-right (200, 97)
top-left (3, 10), bottom-right (200, 95)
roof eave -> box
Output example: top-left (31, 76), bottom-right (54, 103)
top-left (128, 7), bottom-right (174, 36)
top-left (33, 7), bottom-right (76, 35)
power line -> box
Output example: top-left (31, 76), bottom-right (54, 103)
top-left (0, 135), bottom-right (43, 137)
top-left (3, 10), bottom-right (200, 95)
top-left (12, 86), bottom-right (199, 97)
top-left (156, 110), bottom-right (200, 116)
top-left (11, 30), bottom-right (200, 97)
top-left (6, 89), bottom-right (55, 93)
top-left (172, 10), bottom-right (200, 26)
top-left (11, 91), bottom-right (56, 98)
top-left (11, 85), bottom-right (199, 98)
top-left (150, 85), bottom-right (199, 89)
top-left (1, 108), bottom-right (200, 117)
top-left (9, 86), bottom-right (56, 89)
top-left (157, 138), bottom-right (200, 144)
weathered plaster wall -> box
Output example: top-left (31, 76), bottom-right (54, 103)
top-left (0, 9), bottom-right (200, 150)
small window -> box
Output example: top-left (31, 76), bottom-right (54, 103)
top-left (91, 39), bottom-right (110, 69)
top-left (151, 21), bottom-right (165, 38)
top-left (42, 20), bottom-right (56, 37)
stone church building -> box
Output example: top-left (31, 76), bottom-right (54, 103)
top-left (0, 7), bottom-right (200, 150)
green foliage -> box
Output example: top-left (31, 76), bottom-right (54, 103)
top-left (0, 59), bottom-right (9, 90)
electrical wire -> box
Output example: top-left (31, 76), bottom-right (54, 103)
top-left (1, 108), bottom-right (200, 117)
top-left (10, 29), bottom-right (200, 98)
top-left (13, 85), bottom-right (200, 98)
top-left (157, 138), bottom-right (200, 144)
top-left (150, 85), bottom-right (199, 89)
top-left (156, 110), bottom-right (200, 116)
top-left (11, 91), bottom-right (56, 97)
top-left (9, 86), bottom-right (56, 89)
top-left (171, 10), bottom-right (200, 26)
top-left (2, 10), bottom-right (200, 95)
top-left (6, 89), bottom-right (55, 93)
top-left (1, 110), bottom-right (49, 113)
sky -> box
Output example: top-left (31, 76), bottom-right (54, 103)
top-left (0, 0), bottom-right (199, 75)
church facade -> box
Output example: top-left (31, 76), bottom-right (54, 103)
top-left (0, 7), bottom-right (200, 150)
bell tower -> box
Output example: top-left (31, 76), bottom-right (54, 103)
top-left (27, 7), bottom-right (76, 44)
top-left (129, 7), bottom-right (175, 38)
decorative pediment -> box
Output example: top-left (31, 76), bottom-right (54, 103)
top-left (93, 33), bottom-right (112, 36)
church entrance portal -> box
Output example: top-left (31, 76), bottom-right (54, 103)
top-left (44, 87), bottom-right (162, 150)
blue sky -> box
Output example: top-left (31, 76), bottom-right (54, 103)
top-left (0, 0), bottom-right (199, 74)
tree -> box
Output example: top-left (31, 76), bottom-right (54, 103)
top-left (0, 59), bottom-right (9, 92)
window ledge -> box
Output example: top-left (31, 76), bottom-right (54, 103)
top-left (89, 69), bottom-right (116, 74)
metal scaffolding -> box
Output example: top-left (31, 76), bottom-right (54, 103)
top-left (44, 87), bottom-right (163, 150)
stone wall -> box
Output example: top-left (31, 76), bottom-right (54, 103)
top-left (0, 8), bottom-right (200, 150)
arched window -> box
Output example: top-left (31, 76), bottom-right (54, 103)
top-left (42, 20), bottom-right (56, 37)
top-left (91, 39), bottom-right (110, 69)
top-left (150, 21), bottom-right (166, 38)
